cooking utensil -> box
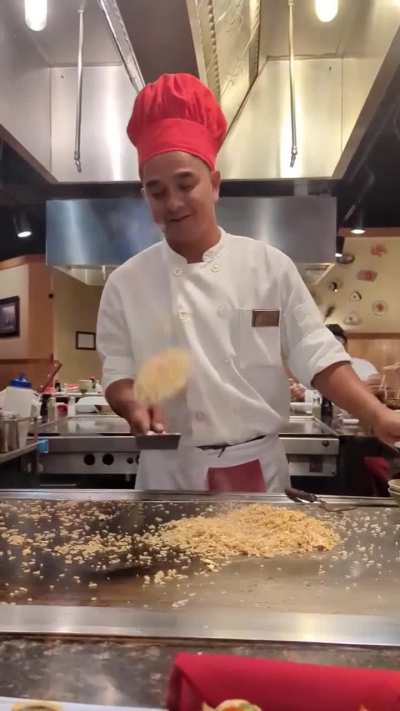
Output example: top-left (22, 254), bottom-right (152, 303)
top-left (135, 433), bottom-right (181, 450)
top-left (285, 487), bottom-right (393, 513)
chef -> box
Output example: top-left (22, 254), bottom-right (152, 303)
top-left (97, 73), bottom-right (400, 491)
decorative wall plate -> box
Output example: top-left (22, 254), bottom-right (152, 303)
top-left (372, 300), bottom-right (388, 316)
top-left (344, 311), bottom-right (362, 326)
top-left (357, 270), bottom-right (377, 282)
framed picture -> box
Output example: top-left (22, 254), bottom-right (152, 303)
top-left (76, 331), bottom-right (96, 351)
top-left (0, 296), bottom-right (20, 337)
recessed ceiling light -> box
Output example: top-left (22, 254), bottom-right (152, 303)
top-left (13, 211), bottom-right (33, 239)
top-left (315, 0), bottom-right (339, 23)
top-left (24, 0), bottom-right (47, 31)
top-left (351, 228), bottom-right (365, 235)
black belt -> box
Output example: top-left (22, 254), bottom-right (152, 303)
top-left (198, 434), bottom-right (266, 455)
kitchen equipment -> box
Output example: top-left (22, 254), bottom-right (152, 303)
top-left (285, 487), bottom-right (393, 512)
top-left (279, 416), bottom-right (339, 479)
top-left (39, 360), bottom-right (62, 393)
top-left (135, 433), bottom-right (181, 450)
top-left (388, 479), bottom-right (400, 504)
top-left (0, 415), bottom-right (38, 453)
top-left (79, 379), bottom-right (92, 393)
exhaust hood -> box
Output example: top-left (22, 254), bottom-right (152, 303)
top-left (46, 194), bottom-right (336, 283)
top-left (1, 0), bottom-right (400, 184)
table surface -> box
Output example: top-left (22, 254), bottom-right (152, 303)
top-left (0, 636), bottom-right (400, 709)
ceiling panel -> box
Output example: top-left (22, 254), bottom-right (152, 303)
top-left (260, 0), bottom-right (365, 59)
top-left (6, 0), bottom-right (119, 66)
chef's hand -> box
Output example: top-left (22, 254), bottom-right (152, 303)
top-left (289, 382), bottom-right (306, 402)
top-left (104, 379), bottom-right (166, 435)
top-left (129, 402), bottom-right (166, 435)
top-left (370, 408), bottom-right (400, 447)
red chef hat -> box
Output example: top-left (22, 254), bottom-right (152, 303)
top-left (127, 73), bottom-right (227, 171)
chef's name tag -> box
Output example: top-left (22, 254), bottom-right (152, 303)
top-left (251, 309), bottom-right (280, 328)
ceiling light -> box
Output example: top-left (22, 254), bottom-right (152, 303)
top-left (335, 234), bottom-right (344, 259)
top-left (314, 0), bottom-right (338, 23)
top-left (24, 0), bottom-right (48, 31)
top-left (13, 212), bottom-right (33, 239)
top-left (349, 209), bottom-right (365, 235)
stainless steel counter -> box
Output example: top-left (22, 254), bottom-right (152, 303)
top-left (36, 415), bottom-right (339, 479)
top-left (38, 415), bottom-right (335, 439)
top-left (0, 491), bottom-right (398, 647)
top-left (38, 415), bottom-right (131, 437)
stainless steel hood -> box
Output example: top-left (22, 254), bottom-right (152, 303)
top-left (1, 0), bottom-right (400, 183)
top-left (46, 194), bottom-right (336, 283)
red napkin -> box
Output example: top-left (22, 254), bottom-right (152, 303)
top-left (167, 653), bottom-right (400, 711)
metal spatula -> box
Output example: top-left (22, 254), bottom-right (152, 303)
top-left (285, 487), bottom-right (393, 513)
top-left (134, 433), bottom-right (181, 450)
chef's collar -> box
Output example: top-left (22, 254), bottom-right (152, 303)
top-left (162, 227), bottom-right (226, 267)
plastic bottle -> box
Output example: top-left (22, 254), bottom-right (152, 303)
top-left (4, 375), bottom-right (34, 418)
top-left (67, 396), bottom-right (76, 417)
top-left (48, 396), bottom-right (58, 422)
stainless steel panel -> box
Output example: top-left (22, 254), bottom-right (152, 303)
top-left (39, 451), bottom-right (138, 475)
top-left (46, 197), bottom-right (160, 265)
top-left (10, 0), bottom-right (119, 66)
top-left (219, 58), bottom-right (342, 179)
top-left (1, 606), bottom-right (400, 647)
top-left (0, 1), bottom-right (51, 171)
top-left (47, 195), bottom-right (335, 265)
top-left (214, 0), bottom-right (260, 125)
top-left (39, 415), bottom-right (130, 437)
top-left (50, 66), bottom-right (139, 182)
top-left (42, 437), bottom-right (136, 453)
top-left (280, 416), bottom-right (336, 437)
top-left (282, 437), bottom-right (338, 455)
top-left (217, 196), bottom-right (336, 263)
top-left (117, 0), bottom-right (199, 82)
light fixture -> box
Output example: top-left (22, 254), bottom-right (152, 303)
top-left (24, 0), bottom-right (48, 31)
top-left (350, 210), bottom-right (365, 235)
top-left (13, 212), bottom-right (32, 239)
top-left (314, 0), bottom-right (338, 23)
top-left (335, 234), bottom-right (344, 259)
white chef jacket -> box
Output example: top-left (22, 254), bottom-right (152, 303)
top-left (97, 229), bottom-right (349, 451)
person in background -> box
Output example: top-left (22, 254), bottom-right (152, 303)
top-left (290, 323), bottom-right (380, 401)
top-left (326, 324), bottom-right (379, 385)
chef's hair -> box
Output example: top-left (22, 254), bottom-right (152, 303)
top-left (326, 323), bottom-right (347, 345)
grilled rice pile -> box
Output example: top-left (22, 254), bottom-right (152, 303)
top-left (141, 504), bottom-right (339, 563)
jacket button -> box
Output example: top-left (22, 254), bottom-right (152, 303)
top-left (173, 267), bottom-right (183, 276)
top-left (211, 263), bottom-right (221, 273)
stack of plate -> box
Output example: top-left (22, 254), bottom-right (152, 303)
top-left (388, 479), bottom-right (400, 504)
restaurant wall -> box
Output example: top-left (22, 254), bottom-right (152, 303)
top-left (0, 256), bottom-right (53, 389)
top-left (53, 270), bottom-right (102, 384)
top-left (347, 337), bottom-right (400, 372)
top-left (314, 232), bottom-right (400, 373)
